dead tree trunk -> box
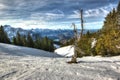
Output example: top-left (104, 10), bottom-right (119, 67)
top-left (67, 9), bottom-right (84, 64)
top-left (80, 9), bottom-right (84, 38)
top-left (69, 23), bottom-right (78, 63)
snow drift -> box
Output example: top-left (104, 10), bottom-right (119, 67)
top-left (54, 45), bottom-right (74, 57)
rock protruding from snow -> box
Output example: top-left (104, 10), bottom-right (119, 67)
top-left (54, 45), bottom-right (74, 57)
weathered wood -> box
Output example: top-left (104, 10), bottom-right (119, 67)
top-left (80, 9), bottom-right (84, 38)
top-left (67, 9), bottom-right (84, 64)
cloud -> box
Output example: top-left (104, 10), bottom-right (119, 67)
top-left (30, 9), bottom-right (65, 21)
top-left (84, 21), bottom-right (103, 29)
top-left (0, 19), bottom-right (49, 29)
top-left (67, 11), bottom-right (80, 19)
top-left (84, 3), bottom-right (117, 18)
top-left (0, 0), bottom-right (119, 29)
top-left (0, 3), bottom-right (8, 9)
top-left (68, 3), bottom-right (117, 19)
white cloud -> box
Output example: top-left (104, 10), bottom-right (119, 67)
top-left (30, 10), bottom-right (64, 21)
top-left (0, 19), bottom-right (71, 29)
top-left (0, 18), bottom-right (103, 29)
top-left (79, 21), bottom-right (103, 29)
top-left (84, 4), bottom-right (117, 18)
top-left (0, 3), bottom-right (8, 9)
top-left (84, 8), bottom-right (107, 17)
top-left (62, 21), bottom-right (103, 29)
top-left (67, 10), bottom-right (80, 19)
top-left (68, 3), bottom-right (117, 19)
top-left (0, 19), bottom-right (49, 29)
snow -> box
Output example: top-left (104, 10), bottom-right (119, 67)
top-left (116, 45), bottom-right (120, 49)
top-left (54, 45), bottom-right (74, 57)
top-left (0, 43), bottom-right (120, 80)
top-left (54, 44), bottom-right (60, 49)
top-left (91, 38), bottom-right (97, 48)
top-left (0, 43), bottom-right (60, 57)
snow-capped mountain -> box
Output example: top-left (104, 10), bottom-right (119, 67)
top-left (4, 25), bottom-right (29, 40)
top-left (3, 25), bottom-right (99, 41)
top-left (3, 25), bottom-right (74, 41)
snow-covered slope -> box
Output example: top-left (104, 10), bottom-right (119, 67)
top-left (0, 43), bottom-right (120, 80)
top-left (0, 43), bottom-right (60, 57)
top-left (54, 45), bottom-right (74, 57)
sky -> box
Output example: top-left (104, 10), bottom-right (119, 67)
top-left (0, 0), bottom-right (119, 29)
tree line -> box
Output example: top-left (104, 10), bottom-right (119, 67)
top-left (0, 25), bottom-right (54, 52)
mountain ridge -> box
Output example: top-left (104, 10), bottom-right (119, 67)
top-left (3, 25), bottom-right (99, 41)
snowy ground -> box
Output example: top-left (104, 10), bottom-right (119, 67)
top-left (0, 43), bottom-right (120, 80)
top-left (54, 45), bottom-right (74, 57)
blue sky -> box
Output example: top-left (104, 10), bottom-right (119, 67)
top-left (0, 0), bottom-right (119, 29)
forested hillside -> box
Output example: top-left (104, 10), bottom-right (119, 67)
top-left (63, 1), bottom-right (120, 57)
top-left (0, 25), bottom-right (54, 52)
top-left (95, 1), bottom-right (120, 56)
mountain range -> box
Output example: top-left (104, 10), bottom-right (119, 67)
top-left (3, 25), bottom-right (99, 41)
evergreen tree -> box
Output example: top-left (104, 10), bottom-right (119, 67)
top-left (42, 37), bottom-right (48, 50)
top-left (34, 36), bottom-right (54, 52)
top-left (117, 1), bottom-right (120, 27)
top-left (0, 26), bottom-right (4, 42)
top-left (16, 32), bottom-right (23, 46)
top-left (117, 1), bottom-right (120, 13)
top-left (21, 35), bottom-right (27, 46)
top-left (47, 39), bottom-right (54, 52)
top-left (34, 37), bottom-right (42, 49)
top-left (0, 26), bottom-right (10, 44)
top-left (27, 33), bottom-right (34, 47)
top-left (13, 37), bottom-right (17, 45)
top-left (103, 8), bottom-right (117, 30)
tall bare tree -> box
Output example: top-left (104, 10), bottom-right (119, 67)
top-left (80, 9), bottom-right (84, 38)
top-left (67, 9), bottom-right (84, 63)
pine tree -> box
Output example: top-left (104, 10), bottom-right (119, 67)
top-left (48, 39), bottom-right (54, 52)
top-left (42, 37), bottom-right (48, 50)
top-left (117, 1), bottom-right (120, 28)
top-left (0, 26), bottom-right (10, 44)
top-left (16, 32), bottom-right (23, 46)
top-left (0, 26), bottom-right (4, 42)
top-left (13, 37), bottom-right (17, 45)
top-left (21, 35), bottom-right (27, 46)
top-left (34, 36), bottom-right (54, 51)
top-left (117, 1), bottom-right (120, 12)
top-left (103, 8), bottom-right (117, 30)
top-left (34, 37), bottom-right (42, 49)
top-left (27, 33), bottom-right (34, 48)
